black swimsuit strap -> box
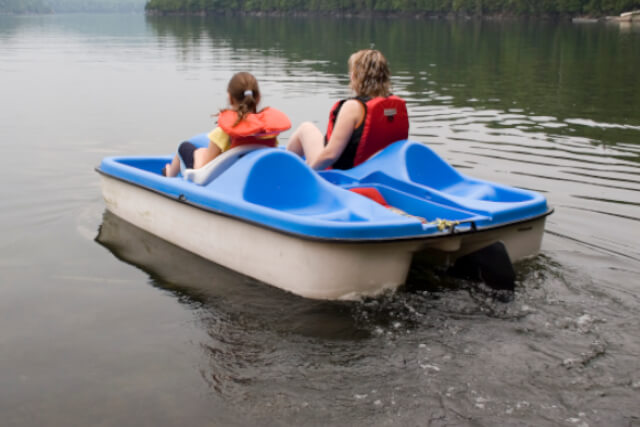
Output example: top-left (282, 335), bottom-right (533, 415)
top-left (331, 97), bottom-right (368, 170)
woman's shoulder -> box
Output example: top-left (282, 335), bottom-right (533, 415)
top-left (341, 98), bottom-right (366, 111)
top-left (339, 98), bottom-right (366, 118)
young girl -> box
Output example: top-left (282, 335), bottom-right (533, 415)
top-left (163, 72), bottom-right (290, 177)
top-left (286, 49), bottom-right (408, 170)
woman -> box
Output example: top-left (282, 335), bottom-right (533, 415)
top-left (286, 49), bottom-right (408, 170)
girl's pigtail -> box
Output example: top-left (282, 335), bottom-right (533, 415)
top-left (225, 72), bottom-right (261, 126)
top-left (234, 92), bottom-right (257, 126)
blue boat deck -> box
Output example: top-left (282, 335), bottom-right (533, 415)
top-left (98, 140), bottom-right (549, 241)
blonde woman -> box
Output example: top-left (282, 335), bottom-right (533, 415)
top-left (287, 49), bottom-right (408, 170)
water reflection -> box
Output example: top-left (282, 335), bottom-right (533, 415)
top-left (0, 13), bottom-right (153, 39)
top-left (95, 210), bottom-right (370, 341)
top-left (145, 15), bottom-right (640, 146)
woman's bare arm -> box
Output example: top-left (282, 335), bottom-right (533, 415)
top-left (308, 99), bottom-right (364, 170)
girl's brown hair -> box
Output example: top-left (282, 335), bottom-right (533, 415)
top-left (226, 71), bottom-right (261, 126)
top-left (348, 49), bottom-right (391, 98)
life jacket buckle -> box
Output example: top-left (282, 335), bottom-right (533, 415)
top-left (384, 108), bottom-right (397, 122)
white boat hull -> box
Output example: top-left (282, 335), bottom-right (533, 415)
top-left (100, 175), bottom-right (547, 300)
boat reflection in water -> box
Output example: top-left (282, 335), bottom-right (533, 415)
top-left (94, 210), bottom-right (372, 341)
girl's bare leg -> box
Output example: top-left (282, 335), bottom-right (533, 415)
top-left (193, 146), bottom-right (220, 169)
top-left (164, 154), bottom-right (181, 177)
top-left (286, 122), bottom-right (324, 164)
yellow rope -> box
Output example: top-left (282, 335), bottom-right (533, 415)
top-left (430, 218), bottom-right (461, 232)
top-left (387, 207), bottom-right (460, 232)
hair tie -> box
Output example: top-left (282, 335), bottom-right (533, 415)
top-left (244, 90), bottom-right (253, 97)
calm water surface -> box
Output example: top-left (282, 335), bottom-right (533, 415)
top-left (1, 14), bottom-right (639, 426)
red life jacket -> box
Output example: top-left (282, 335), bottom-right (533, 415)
top-left (218, 107), bottom-right (291, 149)
top-left (325, 96), bottom-right (409, 169)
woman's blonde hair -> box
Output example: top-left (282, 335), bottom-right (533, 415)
top-left (348, 49), bottom-right (391, 98)
top-left (226, 71), bottom-right (261, 126)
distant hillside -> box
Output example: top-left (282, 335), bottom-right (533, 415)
top-left (144, 0), bottom-right (640, 17)
top-left (0, 0), bottom-right (146, 13)
top-left (0, 0), bottom-right (51, 13)
top-left (47, 0), bottom-right (146, 12)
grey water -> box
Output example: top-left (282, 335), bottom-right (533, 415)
top-left (1, 13), bottom-right (639, 426)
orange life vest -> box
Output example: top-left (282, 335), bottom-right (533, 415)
top-left (326, 96), bottom-right (409, 169)
top-left (218, 107), bottom-right (291, 148)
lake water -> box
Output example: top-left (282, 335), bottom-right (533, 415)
top-left (1, 13), bottom-right (639, 427)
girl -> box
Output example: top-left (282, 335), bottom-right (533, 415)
top-left (163, 72), bottom-right (290, 177)
top-left (286, 49), bottom-right (408, 170)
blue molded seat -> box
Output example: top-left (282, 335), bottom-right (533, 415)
top-left (320, 140), bottom-right (548, 223)
top-left (241, 150), bottom-right (343, 214)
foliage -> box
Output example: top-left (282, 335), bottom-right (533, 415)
top-left (144, 0), bottom-right (640, 15)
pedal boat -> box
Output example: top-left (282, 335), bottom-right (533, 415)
top-left (96, 136), bottom-right (552, 300)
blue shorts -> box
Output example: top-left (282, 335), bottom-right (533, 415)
top-left (178, 141), bottom-right (197, 170)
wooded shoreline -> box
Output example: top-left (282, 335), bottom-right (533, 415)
top-left (2, 0), bottom-right (640, 19)
top-left (143, 0), bottom-right (640, 19)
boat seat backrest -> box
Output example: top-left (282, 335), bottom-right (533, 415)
top-left (242, 151), bottom-right (339, 211)
top-left (182, 144), bottom-right (269, 185)
top-left (339, 141), bottom-right (463, 189)
top-left (404, 143), bottom-right (464, 190)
